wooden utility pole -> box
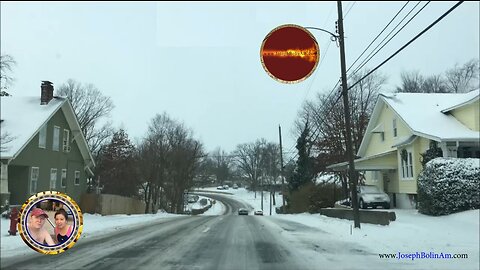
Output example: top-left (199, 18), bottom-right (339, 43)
top-left (279, 125), bottom-right (285, 211)
top-left (337, 1), bottom-right (360, 228)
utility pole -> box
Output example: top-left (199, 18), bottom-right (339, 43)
top-left (279, 125), bottom-right (285, 212)
top-left (337, 1), bottom-right (360, 228)
top-left (261, 174), bottom-right (264, 210)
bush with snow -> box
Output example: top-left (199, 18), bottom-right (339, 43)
top-left (418, 158), bottom-right (479, 216)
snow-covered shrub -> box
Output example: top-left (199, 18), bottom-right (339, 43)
top-left (418, 158), bottom-right (479, 216)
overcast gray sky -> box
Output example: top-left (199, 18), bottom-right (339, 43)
top-left (1, 1), bottom-right (479, 157)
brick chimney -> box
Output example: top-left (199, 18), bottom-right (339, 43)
top-left (40, 81), bottom-right (54, 105)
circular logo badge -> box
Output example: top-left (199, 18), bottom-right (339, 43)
top-left (17, 191), bottom-right (83, 255)
top-left (260, 24), bottom-right (320, 84)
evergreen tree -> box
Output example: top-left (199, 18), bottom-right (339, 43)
top-left (289, 122), bottom-right (315, 191)
top-left (97, 129), bottom-right (138, 197)
top-left (420, 140), bottom-right (443, 169)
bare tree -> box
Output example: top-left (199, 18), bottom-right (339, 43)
top-left (0, 132), bottom-right (15, 152)
top-left (445, 59), bottom-right (479, 93)
top-left (0, 54), bottom-right (16, 95)
top-left (422, 74), bottom-right (448, 93)
top-left (396, 71), bottom-right (424, 93)
top-left (210, 147), bottom-right (233, 185)
top-left (397, 72), bottom-right (448, 93)
top-left (397, 59), bottom-right (479, 93)
top-left (259, 142), bottom-right (281, 205)
top-left (57, 79), bottom-right (115, 156)
top-left (296, 70), bottom-right (386, 198)
top-left (234, 139), bottom-right (266, 196)
top-left (139, 112), bottom-right (204, 214)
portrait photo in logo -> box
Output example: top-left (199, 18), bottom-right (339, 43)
top-left (17, 191), bottom-right (83, 255)
top-left (260, 24), bottom-right (320, 84)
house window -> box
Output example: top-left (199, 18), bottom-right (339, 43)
top-left (30, 167), bottom-right (39, 194)
top-left (61, 169), bottom-right (67, 188)
top-left (408, 152), bottom-right (413, 178)
top-left (39, 124), bottom-right (47, 148)
top-left (372, 171), bottom-right (379, 182)
top-left (53, 126), bottom-right (60, 151)
top-left (50, 168), bottom-right (57, 189)
top-left (401, 150), bottom-right (414, 179)
top-left (63, 129), bottom-right (70, 152)
top-left (393, 119), bottom-right (397, 137)
top-left (74, 171), bottom-right (80, 186)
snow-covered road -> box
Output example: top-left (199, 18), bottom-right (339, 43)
top-left (1, 188), bottom-right (478, 270)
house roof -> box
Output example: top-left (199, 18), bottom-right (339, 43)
top-left (441, 89), bottom-right (479, 113)
top-left (327, 150), bottom-right (397, 171)
top-left (358, 89), bottom-right (479, 157)
top-left (0, 96), bottom-right (95, 169)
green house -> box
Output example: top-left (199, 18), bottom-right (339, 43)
top-left (0, 81), bottom-right (95, 208)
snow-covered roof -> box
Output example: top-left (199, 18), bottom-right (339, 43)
top-left (441, 89), bottom-right (480, 113)
top-left (357, 89), bottom-right (479, 157)
top-left (1, 96), bottom-right (66, 158)
top-left (381, 89), bottom-right (479, 141)
top-left (0, 96), bottom-right (95, 168)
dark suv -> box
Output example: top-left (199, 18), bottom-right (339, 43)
top-left (238, 208), bottom-right (249, 215)
top-left (357, 185), bottom-right (391, 209)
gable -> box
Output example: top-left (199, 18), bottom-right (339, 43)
top-left (0, 96), bottom-right (94, 169)
top-left (358, 98), bottom-right (412, 157)
top-left (10, 109), bottom-right (84, 166)
top-left (450, 100), bottom-right (479, 131)
top-left (0, 97), bottom-right (65, 159)
top-left (381, 92), bottom-right (479, 141)
top-left (358, 91), bottom-right (480, 158)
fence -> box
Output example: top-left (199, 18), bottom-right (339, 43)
top-left (80, 193), bottom-right (146, 215)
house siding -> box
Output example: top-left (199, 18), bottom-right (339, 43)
top-left (365, 103), bottom-right (412, 157)
top-left (362, 102), bottom-right (415, 195)
top-left (8, 166), bottom-right (29, 205)
top-left (451, 100), bottom-right (479, 131)
top-left (8, 107), bottom-right (87, 205)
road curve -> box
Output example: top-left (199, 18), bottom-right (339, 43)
top-left (2, 194), bottom-right (311, 270)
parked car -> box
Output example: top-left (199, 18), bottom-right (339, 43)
top-left (223, 185), bottom-right (229, 190)
top-left (216, 186), bottom-right (224, 190)
top-left (254, 210), bottom-right (263, 216)
top-left (233, 184), bottom-right (238, 189)
top-left (357, 185), bottom-right (390, 209)
top-left (238, 208), bottom-right (248, 215)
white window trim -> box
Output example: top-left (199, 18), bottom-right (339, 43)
top-left (400, 148), bottom-right (414, 180)
top-left (50, 168), bottom-right (57, 189)
top-left (39, 124), bottom-right (47, 149)
top-left (393, 118), bottom-right (397, 137)
top-left (53, 126), bottom-right (60, 151)
top-left (63, 129), bottom-right (70, 152)
top-left (74, 171), bottom-right (80, 186)
top-left (61, 169), bottom-right (67, 188)
top-left (30, 167), bottom-right (39, 194)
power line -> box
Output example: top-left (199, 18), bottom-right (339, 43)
top-left (348, 1), bottom-right (464, 91)
top-left (284, 1), bottom-right (463, 165)
top-left (284, 89), bottom-right (344, 165)
top-left (350, 1), bottom-right (430, 78)
top-left (303, 2), bottom-right (338, 102)
top-left (346, 1), bottom-right (411, 75)
top-left (344, 1), bottom-right (356, 18)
